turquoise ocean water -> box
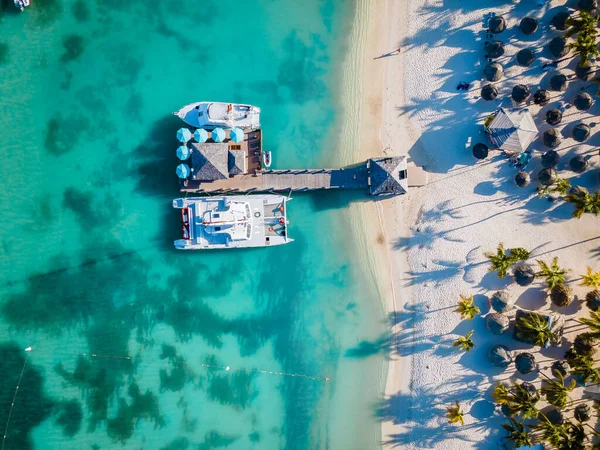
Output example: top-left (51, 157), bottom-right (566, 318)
top-left (0, 1), bottom-right (386, 449)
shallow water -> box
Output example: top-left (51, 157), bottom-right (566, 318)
top-left (0, 1), bottom-right (386, 449)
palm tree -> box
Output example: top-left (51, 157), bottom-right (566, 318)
top-left (580, 267), bottom-right (600, 290)
top-left (565, 11), bottom-right (598, 39)
top-left (509, 382), bottom-right (539, 419)
top-left (454, 294), bottom-right (480, 320)
top-left (492, 382), bottom-right (511, 405)
top-left (453, 331), bottom-right (475, 352)
top-left (579, 311), bottom-right (600, 340)
top-left (569, 354), bottom-right (600, 384)
top-left (485, 243), bottom-right (530, 278)
top-left (541, 372), bottom-right (577, 409)
top-left (533, 413), bottom-right (569, 447)
top-left (537, 257), bottom-right (570, 290)
top-left (516, 312), bottom-right (558, 347)
top-left (565, 189), bottom-right (600, 218)
top-left (446, 401), bottom-right (465, 425)
top-left (569, 30), bottom-right (600, 65)
top-left (501, 418), bottom-right (533, 448)
top-left (538, 175), bottom-right (572, 199)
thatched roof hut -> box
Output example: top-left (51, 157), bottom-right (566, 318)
top-left (550, 284), bottom-right (573, 307)
top-left (586, 290), bottom-right (600, 311)
top-left (551, 11), bottom-right (570, 31)
top-left (549, 37), bottom-right (570, 58)
top-left (542, 128), bottom-right (562, 148)
top-left (577, 0), bottom-right (598, 11)
top-left (514, 171), bottom-right (531, 188)
top-left (570, 155), bottom-right (588, 173)
top-left (574, 334), bottom-right (596, 356)
top-left (520, 16), bottom-right (538, 35)
top-left (545, 108), bottom-right (562, 126)
top-left (517, 48), bottom-right (535, 67)
top-left (489, 345), bottom-right (513, 368)
top-left (549, 73), bottom-right (568, 92)
top-left (520, 382), bottom-right (539, 400)
top-left (486, 313), bottom-right (510, 335)
top-left (511, 85), bottom-right (530, 103)
top-left (538, 167), bottom-right (556, 185)
top-left (490, 290), bottom-right (512, 313)
top-left (574, 92), bottom-right (593, 111)
top-left (572, 123), bottom-right (591, 142)
top-left (481, 84), bottom-right (498, 101)
top-left (576, 61), bottom-right (596, 81)
top-left (551, 360), bottom-right (569, 377)
top-left (485, 40), bottom-right (505, 59)
top-left (489, 16), bottom-right (507, 34)
top-left (575, 404), bottom-right (592, 423)
top-left (484, 62), bottom-right (504, 82)
top-left (541, 150), bottom-right (560, 168)
top-left (546, 407), bottom-right (564, 425)
top-left (513, 263), bottom-right (535, 285)
top-left (472, 143), bottom-right (489, 160)
top-left (515, 353), bottom-right (537, 375)
top-left (533, 89), bottom-right (550, 106)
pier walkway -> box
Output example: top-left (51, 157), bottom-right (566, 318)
top-left (182, 166), bottom-right (369, 194)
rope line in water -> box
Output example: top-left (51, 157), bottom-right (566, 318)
top-left (2, 347), bottom-right (32, 450)
top-left (54, 350), bottom-right (331, 382)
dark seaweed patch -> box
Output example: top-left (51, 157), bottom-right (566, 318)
top-left (55, 399), bottom-right (83, 437)
top-left (159, 346), bottom-right (194, 392)
top-left (198, 430), bottom-right (239, 449)
top-left (160, 437), bottom-right (190, 450)
top-left (44, 113), bottom-right (89, 156)
top-left (71, 0), bottom-right (89, 21)
top-left (249, 432), bottom-right (260, 442)
top-left (0, 42), bottom-right (8, 64)
top-left (61, 35), bottom-right (85, 62)
top-left (32, 0), bottom-right (63, 25)
top-left (0, 343), bottom-right (54, 450)
top-left (207, 371), bottom-right (256, 410)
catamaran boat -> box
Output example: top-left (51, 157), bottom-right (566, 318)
top-left (174, 102), bottom-right (261, 130)
top-left (173, 194), bottom-right (292, 250)
top-left (14, 0), bottom-right (29, 10)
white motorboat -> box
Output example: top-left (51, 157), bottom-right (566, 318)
top-left (262, 151), bottom-right (272, 168)
top-left (174, 102), bottom-right (261, 130)
top-left (173, 194), bottom-right (292, 250)
top-left (14, 0), bottom-right (29, 10)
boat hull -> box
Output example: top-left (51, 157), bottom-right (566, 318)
top-left (174, 101), bottom-right (261, 130)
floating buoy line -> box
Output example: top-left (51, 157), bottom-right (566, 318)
top-left (2, 347), bottom-right (32, 450)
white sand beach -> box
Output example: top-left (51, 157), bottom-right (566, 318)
top-left (344, 0), bottom-right (600, 448)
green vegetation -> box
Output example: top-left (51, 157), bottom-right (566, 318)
top-left (452, 330), bottom-right (475, 353)
top-left (515, 312), bottom-right (558, 347)
top-left (454, 294), bottom-right (480, 320)
top-left (536, 257), bottom-right (569, 290)
top-left (485, 243), bottom-right (530, 278)
top-left (580, 267), bottom-right (600, 290)
top-left (565, 189), bottom-right (600, 218)
top-left (501, 418), bottom-right (533, 448)
top-left (446, 401), bottom-right (465, 425)
top-left (540, 373), bottom-right (576, 409)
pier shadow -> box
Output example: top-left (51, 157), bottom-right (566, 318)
top-left (306, 189), bottom-right (372, 211)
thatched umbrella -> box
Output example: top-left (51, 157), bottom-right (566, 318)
top-left (514, 171), bottom-right (531, 188)
top-left (575, 404), bottom-right (592, 422)
top-left (541, 150), bottom-right (560, 168)
top-left (569, 185), bottom-right (588, 197)
top-left (481, 84), bottom-right (498, 101)
top-left (489, 345), bottom-right (513, 368)
top-left (512, 85), bottom-right (530, 103)
top-left (517, 48), bottom-right (535, 67)
top-left (513, 87), bottom-right (533, 104)
top-left (570, 155), bottom-right (588, 173)
top-left (574, 92), bottom-right (593, 111)
top-left (487, 313), bottom-right (510, 335)
top-left (484, 62), bottom-right (504, 82)
top-left (473, 143), bottom-right (489, 159)
top-left (551, 11), bottom-right (570, 31)
top-left (485, 40), bottom-right (505, 59)
top-left (490, 290), bottom-right (512, 313)
top-left (551, 360), bottom-right (569, 377)
top-left (489, 16), bottom-right (507, 34)
top-left (538, 167), bottom-right (556, 185)
top-left (574, 334), bottom-right (596, 356)
top-left (586, 290), bottom-right (600, 311)
top-left (549, 73), bottom-right (568, 92)
top-left (533, 89), bottom-right (550, 106)
top-left (577, 0), bottom-right (598, 11)
top-left (515, 353), bottom-right (537, 375)
top-left (545, 108), bottom-right (562, 126)
top-left (576, 61), bottom-right (596, 81)
top-left (572, 123), bottom-right (591, 142)
top-left (520, 16), bottom-right (538, 35)
top-left (549, 36), bottom-right (570, 58)
top-left (513, 264), bottom-right (535, 285)
top-left (550, 284), bottom-right (573, 307)
top-left (520, 382), bottom-right (539, 400)
top-left (546, 407), bottom-right (564, 425)
top-left (543, 128), bottom-right (561, 148)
